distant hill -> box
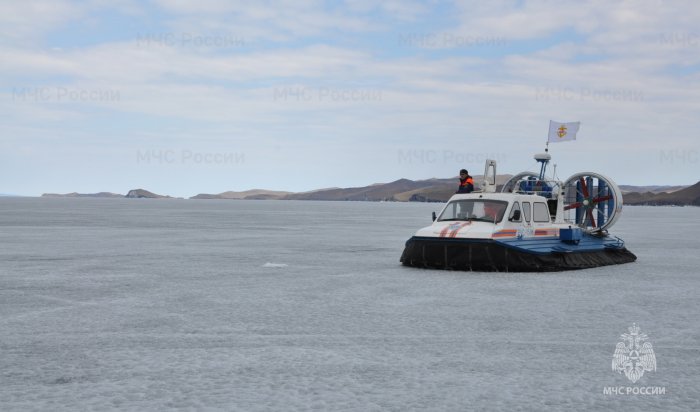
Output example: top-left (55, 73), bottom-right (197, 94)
top-left (623, 181), bottom-right (700, 206)
top-left (125, 189), bottom-right (171, 199)
top-left (282, 174), bottom-right (513, 202)
top-left (391, 180), bottom-right (455, 202)
top-left (190, 189), bottom-right (292, 200)
top-left (35, 180), bottom-right (699, 205)
top-left (41, 189), bottom-right (173, 199)
top-left (280, 176), bottom-right (696, 204)
top-left (42, 192), bottom-right (123, 198)
top-left (618, 185), bottom-right (688, 194)
top-left (391, 175), bottom-right (514, 202)
top-left (283, 178), bottom-right (440, 201)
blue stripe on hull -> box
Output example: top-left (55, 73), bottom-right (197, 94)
top-left (496, 234), bottom-right (624, 255)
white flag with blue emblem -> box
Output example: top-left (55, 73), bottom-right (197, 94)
top-left (548, 120), bottom-right (580, 143)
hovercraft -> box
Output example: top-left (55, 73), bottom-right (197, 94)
top-left (400, 155), bottom-right (637, 272)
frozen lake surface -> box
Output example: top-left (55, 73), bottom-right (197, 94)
top-left (1, 198), bottom-right (699, 411)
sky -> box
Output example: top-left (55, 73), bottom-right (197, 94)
top-left (1, 0), bottom-right (699, 197)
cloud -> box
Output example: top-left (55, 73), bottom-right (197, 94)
top-left (0, 1), bottom-right (81, 45)
top-left (151, 0), bottom-right (377, 42)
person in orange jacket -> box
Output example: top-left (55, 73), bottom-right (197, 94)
top-left (456, 169), bottom-right (474, 193)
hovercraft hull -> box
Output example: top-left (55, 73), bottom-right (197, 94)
top-left (400, 236), bottom-right (637, 272)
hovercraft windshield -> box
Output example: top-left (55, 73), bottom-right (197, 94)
top-left (438, 199), bottom-right (508, 224)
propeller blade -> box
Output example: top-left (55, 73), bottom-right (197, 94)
top-left (587, 208), bottom-right (597, 227)
top-left (579, 177), bottom-right (596, 227)
top-left (579, 177), bottom-right (590, 198)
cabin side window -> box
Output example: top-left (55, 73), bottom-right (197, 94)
top-left (533, 202), bottom-right (551, 222)
top-left (521, 202), bottom-right (531, 222)
top-left (509, 201), bottom-right (521, 222)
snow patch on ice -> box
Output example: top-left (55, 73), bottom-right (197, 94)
top-left (262, 262), bottom-right (288, 268)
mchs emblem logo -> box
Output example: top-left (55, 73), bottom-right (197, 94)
top-left (557, 124), bottom-right (567, 138)
top-left (612, 323), bottom-right (657, 383)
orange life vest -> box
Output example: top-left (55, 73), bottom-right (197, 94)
top-left (460, 177), bottom-right (473, 188)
